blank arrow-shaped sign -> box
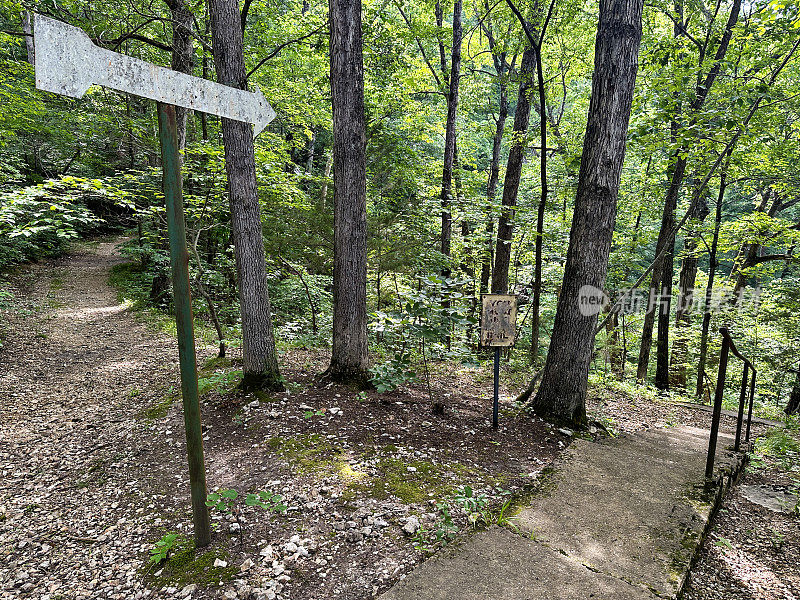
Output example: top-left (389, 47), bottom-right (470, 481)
top-left (34, 14), bottom-right (276, 135)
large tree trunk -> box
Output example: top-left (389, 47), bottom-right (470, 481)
top-left (529, 23), bottom-right (552, 364)
top-left (530, 0), bottom-right (643, 427)
top-left (491, 47), bottom-right (536, 293)
top-left (439, 0), bottom-right (463, 275)
top-left (209, 0), bottom-right (283, 390)
top-left (637, 0), bottom-right (741, 384)
top-left (166, 0), bottom-right (195, 151)
top-left (327, 0), bottom-right (369, 385)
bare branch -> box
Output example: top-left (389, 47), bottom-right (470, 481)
top-left (246, 22), bottom-right (328, 80)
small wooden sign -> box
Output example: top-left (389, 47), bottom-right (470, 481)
top-left (480, 294), bottom-right (517, 347)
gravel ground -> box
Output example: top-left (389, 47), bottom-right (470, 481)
top-left (1, 242), bottom-right (187, 599)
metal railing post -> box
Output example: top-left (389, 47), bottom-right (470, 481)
top-left (734, 363), bottom-right (749, 452)
top-left (745, 367), bottom-right (756, 445)
top-left (706, 332), bottom-right (730, 479)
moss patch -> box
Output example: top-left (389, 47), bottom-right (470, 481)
top-left (345, 448), bottom-right (497, 505)
top-left (268, 437), bottom-right (508, 506)
top-left (146, 538), bottom-right (237, 588)
top-left (136, 391), bottom-right (176, 421)
top-left (345, 456), bottom-right (456, 503)
top-left (267, 434), bottom-right (344, 475)
top-left (200, 356), bottom-right (233, 374)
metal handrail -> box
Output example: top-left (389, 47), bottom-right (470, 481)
top-left (705, 327), bottom-right (757, 479)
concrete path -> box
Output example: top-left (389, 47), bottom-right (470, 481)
top-left (380, 426), bottom-right (743, 600)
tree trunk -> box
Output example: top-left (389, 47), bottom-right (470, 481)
top-left (479, 15), bottom-right (513, 296)
top-left (320, 151), bottom-right (333, 207)
top-left (670, 183), bottom-right (710, 388)
top-left (167, 0), bottom-right (195, 151)
top-left (306, 129), bottom-right (316, 173)
top-left (327, 0), bottom-right (369, 385)
top-left (786, 365), bottom-right (800, 415)
top-left (491, 47), bottom-right (536, 294)
top-left (200, 14), bottom-right (210, 141)
top-left (530, 0), bottom-right (643, 427)
top-left (440, 0), bottom-right (463, 275)
top-left (530, 36), bottom-right (550, 364)
top-left (209, 0), bottom-right (283, 390)
top-left (22, 11), bottom-right (35, 65)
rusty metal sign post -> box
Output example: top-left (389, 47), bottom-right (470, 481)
top-left (480, 294), bottom-right (518, 429)
top-left (33, 13), bottom-right (276, 546)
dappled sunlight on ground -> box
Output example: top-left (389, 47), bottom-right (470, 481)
top-left (716, 544), bottom-right (797, 599)
top-left (57, 303), bottom-right (129, 320)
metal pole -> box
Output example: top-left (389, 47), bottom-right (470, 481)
top-left (734, 363), bottom-right (748, 452)
top-left (745, 368), bottom-right (756, 444)
top-left (157, 103), bottom-right (211, 547)
top-left (493, 348), bottom-right (500, 429)
top-left (705, 335), bottom-right (729, 479)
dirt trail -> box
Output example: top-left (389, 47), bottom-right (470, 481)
top-left (0, 240), bottom-right (187, 598)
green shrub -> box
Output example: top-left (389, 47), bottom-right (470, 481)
top-left (0, 176), bottom-right (131, 268)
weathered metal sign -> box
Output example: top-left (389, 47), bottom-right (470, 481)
top-left (481, 294), bottom-right (517, 347)
top-left (33, 14), bottom-right (275, 135)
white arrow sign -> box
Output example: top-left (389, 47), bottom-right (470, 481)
top-left (33, 14), bottom-right (276, 135)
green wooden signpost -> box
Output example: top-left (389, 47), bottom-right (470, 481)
top-left (34, 14), bottom-right (276, 546)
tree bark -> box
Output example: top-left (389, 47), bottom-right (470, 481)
top-left (22, 11), bottom-right (35, 65)
top-left (530, 0), bottom-right (643, 427)
top-left (326, 0), bottom-right (369, 384)
top-left (786, 365), bottom-right (800, 416)
top-left (320, 151), bottom-right (333, 207)
top-left (166, 0), bottom-right (195, 151)
top-left (209, 0), bottom-right (283, 390)
top-left (530, 25), bottom-right (552, 363)
top-left (479, 16), bottom-right (513, 296)
top-left (440, 0), bottom-right (463, 275)
top-left (491, 47), bottom-right (536, 294)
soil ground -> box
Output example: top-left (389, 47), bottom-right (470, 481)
top-left (0, 239), bottom-right (796, 600)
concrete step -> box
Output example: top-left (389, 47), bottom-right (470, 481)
top-left (380, 426), bottom-right (744, 600)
